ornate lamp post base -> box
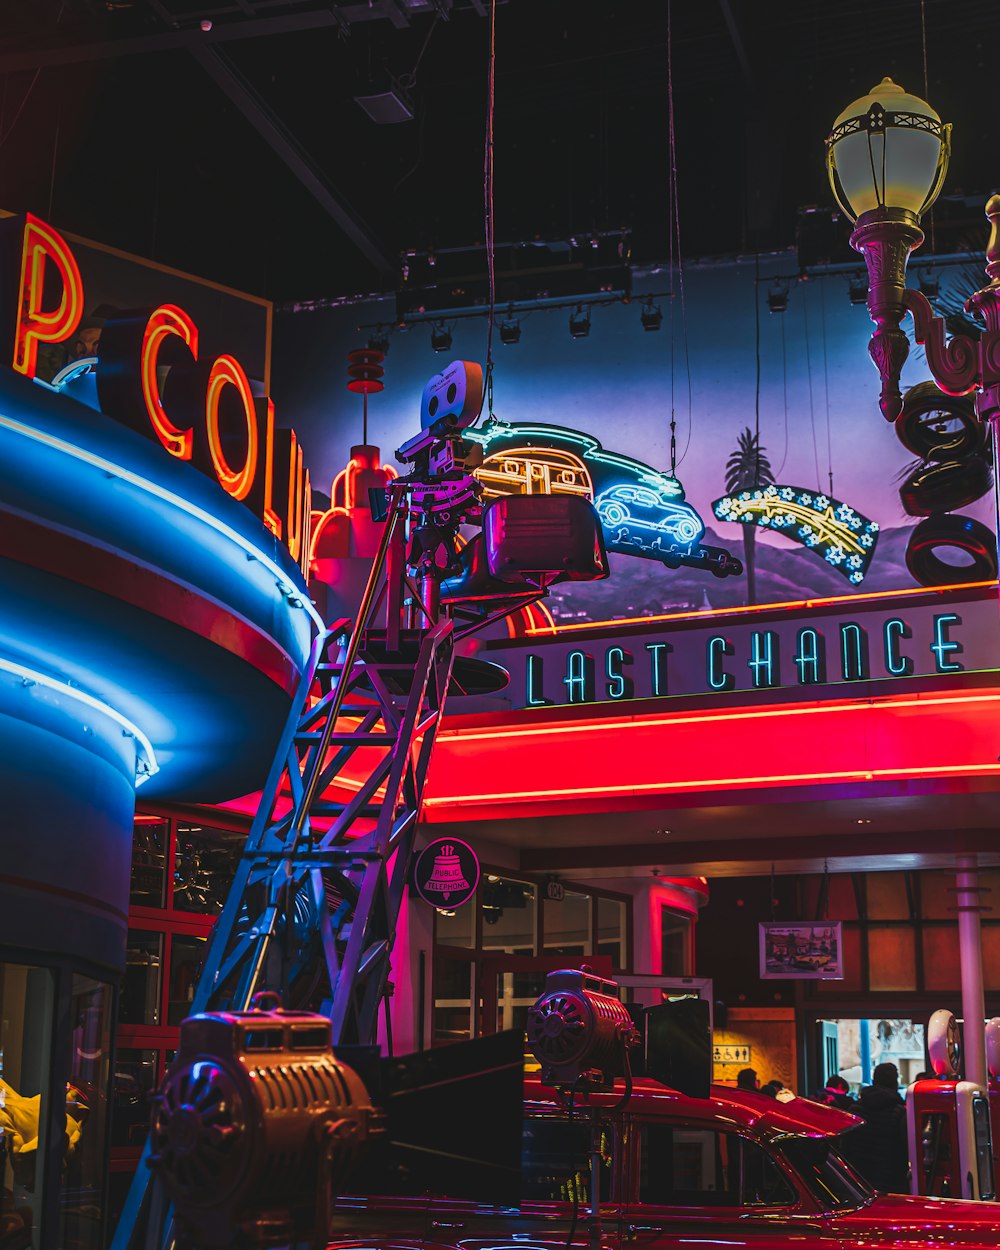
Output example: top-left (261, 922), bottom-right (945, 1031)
top-left (850, 207), bottom-right (925, 420)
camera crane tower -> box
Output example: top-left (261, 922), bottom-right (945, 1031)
top-left (113, 361), bottom-right (610, 1250)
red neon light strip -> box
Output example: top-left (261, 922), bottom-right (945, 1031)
top-left (521, 580), bottom-right (998, 636)
top-left (439, 689), bottom-right (1000, 743)
top-left (421, 762), bottom-right (1000, 809)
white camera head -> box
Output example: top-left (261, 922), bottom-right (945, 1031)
top-left (420, 360), bottom-right (483, 434)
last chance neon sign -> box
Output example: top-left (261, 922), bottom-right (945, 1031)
top-left (3, 213), bottom-right (311, 572)
top-left (522, 610), bottom-right (971, 706)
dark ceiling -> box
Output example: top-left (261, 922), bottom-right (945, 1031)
top-left (1, 0), bottom-right (999, 303)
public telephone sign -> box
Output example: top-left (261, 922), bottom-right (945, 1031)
top-left (412, 838), bottom-right (480, 909)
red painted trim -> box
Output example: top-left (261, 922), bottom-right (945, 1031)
top-left (0, 507), bottom-right (300, 695)
top-left (0, 872), bottom-right (128, 924)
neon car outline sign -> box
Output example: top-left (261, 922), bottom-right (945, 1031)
top-left (467, 421), bottom-right (716, 566)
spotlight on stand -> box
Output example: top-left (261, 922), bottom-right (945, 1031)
top-left (848, 273), bottom-right (869, 305)
top-left (919, 267), bottom-right (940, 299)
top-left (767, 281), bottom-right (789, 314)
top-left (368, 327), bottom-right (390, 356)
top-left (431, 321), bottom-right (453, 353)
top-left (499, 309), bottom-right (521, 345)
top-left (526, 968), bottom-right (638, 1092)
top-left (640, 299), bottom-right (663, 331)
top-left (569, 304), bottom-right (591, 339)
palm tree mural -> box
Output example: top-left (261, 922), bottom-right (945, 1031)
top-left (725, 428), bottom-right (775, 605)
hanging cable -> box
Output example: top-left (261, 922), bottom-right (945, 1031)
top-left (820, 281), bottom-right (833, 496)
top-left (481, 0), bottom-right (497, 421)
top-left (776, 308), bottom-right (789, 476)
top-left (754, 252), bottom-right (761, 486)
top-left (803, 287), bottom-right (822, 490)
top-left (666, 0), bottom-right (694, 471)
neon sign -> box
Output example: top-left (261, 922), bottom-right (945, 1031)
top-left (711, 483), bottom-right (880, 584)
top-left (466, 421), bottom-right (741, 578)
top-left (516, 603), bottom-right (981, 708)
top-left (1, 213), bottom-right (311, 574)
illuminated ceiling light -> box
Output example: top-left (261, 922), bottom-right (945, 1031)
top-left (848, 273), bottom-right (869, 305)
top-left (569, 305), bottom-right (591, 339)
top-left (367, 328), bottom-right (390, 356)
top-left (919, 267), bottom-right (940, 298)
top-left (640, 300), bottom-right (663, 331)
top-left (767, 282), bottom-right (789, 314)
top-left (430, 321), bottom-right (453, 352)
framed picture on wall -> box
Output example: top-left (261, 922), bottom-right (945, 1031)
top-left (759, 921), bottom-right (844, 980)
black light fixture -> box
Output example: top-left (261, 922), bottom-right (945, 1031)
top-left (640, 299), bottom-right (663, 332)
top-left (499, 311), bottom-right (521, 345)
top-left (569, 304), bottom-right (591, 339)
top-left (919, 267), bottom-right (940, 299)
top-left (430, 321), bottom-right (452, 352)
top-left (848, 273), bottom-right (869, 306)
top-left (767, 281), bottom-right (789, 314)
top-left (368, 328), bottom-right (390, 356)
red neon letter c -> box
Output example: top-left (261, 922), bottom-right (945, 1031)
top-left (141, 304), bottom-right (198, 459)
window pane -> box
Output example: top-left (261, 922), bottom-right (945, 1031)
top-left (0, 962), bottom-right (54, 1250)
top-left (522, 1116), bottom-right (610, 1202)
top-left (638, 1124), bottom-right (794, 1207)
top-left (168, 935), bottom-right (207, 1026)
top-left (130, 818), bottom-right (168, 908)
top-left (867, 873), bottom-right (909, 920)
top-left (597, 898), bottom-right (626, 971)
top-left (661, 911), bottom-right (691, 977)
top-left (802, 875), bottom-right (859, 922)
top-left (120, 932), bottom-right (162, 1026)
top-left (111, 1049), bottom-right (159, 1147)
top-left (481, 876), bottom-right (536, 955)
top-left (61, 975), bottom-right (113, 1250)
top-left (433, 957), bottom-right (473, 1045)
top-left (173, 824), bottom-right (243, 914)
top-left (543, 889), bottom-right (591, 959)
top-left (919, 871), bottom-right (954, 920)
top-left (435, 901), bottom-right (475, 949)
top-left (922, 926), bottom-right (960, 993)
top-left (868, 927), bottom-right (916, 991)
top-left (983, 927), bottom-right (1000, 992)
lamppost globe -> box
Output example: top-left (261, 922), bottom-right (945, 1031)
top-left (827, 77), bottom-right (950, 222)
top-left (826, 79), bottom-right (951, 421)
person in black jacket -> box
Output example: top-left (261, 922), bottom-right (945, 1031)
top-left (840, 1062), bottom-right (909, 1192)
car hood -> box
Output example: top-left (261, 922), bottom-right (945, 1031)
top-left (836, 1192), bottom-right (1000, 1239)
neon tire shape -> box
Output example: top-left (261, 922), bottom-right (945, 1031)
top-left (905, 512), bottom-right (998, 587)
top-left (601, 502), bottom-right (627, 525)
top-left (899, 455), bottom-right (993, 517)
top-left (895, 381), bottom-right (985, 461)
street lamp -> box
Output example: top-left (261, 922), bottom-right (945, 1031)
top-left (829, 79), bottom-right (1000, 1095)
top-left (826, 78), bottom-right (952, 419)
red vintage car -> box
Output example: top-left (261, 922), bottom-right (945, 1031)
top-left (329, 1077), bottom-right (1000, 1250)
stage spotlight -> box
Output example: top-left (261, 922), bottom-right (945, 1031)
top-left (767, 282), bottom-right (789, 314)
top-left (848, 274), bottom-right (868, 306)
top-left (569, 305), bottom-right (591, 339)
top-left (919, 267), bottom-right (940, 299)
top-left (499, 315), bottom-right (521, 345)
top-left (431, 321), bottom-right (452, 352)
top-left (641, 300), bottom-right (663, 332)
top-left (368, 328), bottom-right (390, 356)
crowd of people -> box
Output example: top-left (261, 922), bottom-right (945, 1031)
top-left (733, 1062), bottom-right (913, 1193)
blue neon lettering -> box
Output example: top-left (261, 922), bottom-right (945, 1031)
top-left (931, 613), bottom-right (964, 672)
top-left (645, 642), bottom-right (671, 697)
top-left (883, 618), bottom-right (913, 676)
top-left (707, 636), bottom-right (735, 691)
top-left (748, 630), bottom-right (779, 689)
top-left (564, 650), bottom-right (593, 702)
top-left (526, 654), bottom-right (549, 706)
top-left (606, 647), bottom-right (633, 699)
top-left (840, 622), bottom-right (868, 681)
top-left (794, 628), bottom-right (826, 684)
